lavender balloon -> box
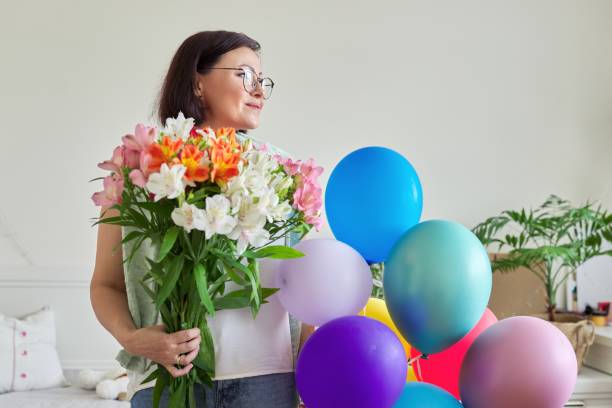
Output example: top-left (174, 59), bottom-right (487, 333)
top-left (296, 315), bottom-right (407, 408)
top-left (276, 239), bottom-right (373, 326)
top-left (460, 316), bottom-right (577, 408)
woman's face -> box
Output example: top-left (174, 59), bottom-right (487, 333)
top-left (195, 47), bottom-right (266, 130)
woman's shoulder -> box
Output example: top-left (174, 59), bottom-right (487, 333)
top-left (236, 130), bottom-right (293, 159)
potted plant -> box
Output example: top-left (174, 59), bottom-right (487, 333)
top-left (472, 194), bottom-right (612, 322)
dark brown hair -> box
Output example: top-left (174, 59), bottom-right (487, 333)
top-left (154, 30), bottom-right (261, 129)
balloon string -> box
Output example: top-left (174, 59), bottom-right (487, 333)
top-left (407, 353), bottom-right (423, 366)
top-left (407, 353), bottom-right (427, 380)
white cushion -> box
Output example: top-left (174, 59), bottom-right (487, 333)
top-left (0, 305), bottom-right (68, 394)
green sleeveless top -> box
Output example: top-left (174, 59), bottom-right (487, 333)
top-left (115, 131), bottom-right (303, 374)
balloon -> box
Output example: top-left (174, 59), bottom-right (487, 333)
top-left (359, 297), bottom-right (416, 382)
top-left (276, 239), bottom-right (372, 326)
top-left (384, 219), bottom-right (492, 354)
top-left (460, 316), bottom-right (577, 408)
top-left (325, 146), bottom-right (423, 263)
top-left (393, 382), bottom-right (463, 407)
top-left (411, 308), bottom-right (498, 398)
top-left (296, 315), bottom-right (407, 408)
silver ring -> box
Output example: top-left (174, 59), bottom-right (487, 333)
top-left (175, 354), bottom-right (182, 366)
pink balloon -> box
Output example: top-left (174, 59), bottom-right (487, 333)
top-left (411, 308), bottom-right (498, 398)
top-left (460, 316), bottom-right (577, 408)
top-left (276, 239), bottom-right (372, 326)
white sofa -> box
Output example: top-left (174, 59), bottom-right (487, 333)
top-left (0, 368), bottom-right (130, 408)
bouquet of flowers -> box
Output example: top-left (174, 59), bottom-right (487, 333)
top-left (90, 112), bottom-right (323, 407)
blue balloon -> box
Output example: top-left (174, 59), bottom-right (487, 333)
top-left (393, 383), bottom-right (464, 407)
top-left (325, 147), bottom-right (423, 263)
top-left (384, 220), bottom-right (492, 355)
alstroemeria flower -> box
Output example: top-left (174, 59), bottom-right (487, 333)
top-left (198, 195), bottom-right (238, 239)
top-left (179, 144), bottom-right (210, 187)
top-left (146, 163), bottom-right (187, 202)
top-left (293, 178), bottom-right (323, 216)
top-left (209, 129), bottom-right (243, 184)
top-left (277, 156), bottom-right (301, 176)
top-left (121, 124), bottom-right (157, 169)
top-left (91, 173), bottom-right (124, 206)
top-left (299, 158), bottom-right (324, 183)
top-left (141, 135), bottom-right (184, 177)
top-left (128, 169), bottom-right (147, 188)
top-left (171, 202), bottom-right (207, 233)
top-left (162, 111), bottom-right (194, 140)
top-left (97, 146), bottom-right (125, 174)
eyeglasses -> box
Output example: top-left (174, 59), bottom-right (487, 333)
top-left (199, 67), bottom-right (274, 99)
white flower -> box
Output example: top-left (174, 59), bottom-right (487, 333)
top-left (146, 163), bottom-right (186, 201)
top-left (171, 202), bottom-right (206, 233)
top-left (227, 200), bottom-right (270, 255)
top-left (200, 195), bottom-right (237, 239)
top-left (163, 111), bottom-right (194, 140)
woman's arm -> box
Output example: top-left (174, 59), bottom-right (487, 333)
top-left (90, 205), bottom-right (201, 378)
top-left (89, 205), bottom-right (137, 348)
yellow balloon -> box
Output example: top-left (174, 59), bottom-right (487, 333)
top-left (358, 297), bottom-right (417, 382)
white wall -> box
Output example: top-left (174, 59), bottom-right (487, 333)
top-left (0, 0), bottom-right (611, 369)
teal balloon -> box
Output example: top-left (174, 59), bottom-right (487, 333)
top-left (325, 147), bottom-right (423, 263)
top-left (384, 220), bottom-right (492, 355)
top-left (393, 383), bottom-right (463, 407)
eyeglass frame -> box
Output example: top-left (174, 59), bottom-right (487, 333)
top-left (197, 67), bottom-right (275, 99)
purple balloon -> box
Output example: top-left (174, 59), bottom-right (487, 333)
top-left (276, 239), bottom-right (372, 326)
top-left (296, 315), bottom-right (407, 408)
top-left (460, 316), bottom-right (577, 408)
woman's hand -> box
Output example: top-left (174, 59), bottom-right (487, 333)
top-left (124, 324), bottom-right (201, 378)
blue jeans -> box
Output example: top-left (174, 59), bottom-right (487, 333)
top-left (130, 372), bottom-right (299, 408)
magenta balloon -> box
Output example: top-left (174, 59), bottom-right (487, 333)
top-left (459, 316), bottom-right (577, 408)
top-left (276, 239), bottom-right (373, 326)
top-left (296, 315), bottom-right (407, 408)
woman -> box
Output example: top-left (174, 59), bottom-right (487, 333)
top-left (90, 30), bottom-right (314, 407)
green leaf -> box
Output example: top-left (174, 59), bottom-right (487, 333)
top-left (121, 230), bottom-right (142, 245)
top-left (194, 263), bottom-right (215, 316)
top-left (193, 322), bottom-right (215, 376)
top-left (220, 259), bottom-right (247, 285)
top-left (187, 383), bottom-right (196, 408)
top-left (152, 367), bottom-right (168, 408)
top-left (158, 226), bottom-right (181, 262)
top-left (213, 289), bottom-right (252, 310)
top-left (244, 245), bottom-right (305, 259)
top-left (168, 378), bottom-right (186, 408)
top-left (155, 254), bottom-right (184, 308)
top-left (139, 366), bottom-right (159, 385)
top-left (211, 250), bottom-right (259, 304)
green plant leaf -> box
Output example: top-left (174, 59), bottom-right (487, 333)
top-left (213, 289), bottom-right (252, 310)
top-left (193, 322), bottom-right (215, 377)
top-left (244, 245), bottom-right (305, 259)
top-left (152, 367), bottom-right (168, 408)
top-left (155, 254), bottom-right (184, 308)
top-left (168, 378), bottom-right (185, 408)
top-left (139, 366), bottom-right (159, 385)
top-left (158, 226), bottom-right (181, 262)
top-left (194, 263), bottom-right (215, 316)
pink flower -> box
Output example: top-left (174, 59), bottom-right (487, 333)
top-left (279, 157), bottom-right (302, 176)
top-left (97, 145), bottom-right (125, 174)
top-left (299, 158), bottom-right (323, 183)
top-left (305, 213), bottom-right (323, 231)
top-left (91, 173), bottom-right (124, 206)
top-left (293, 178), bottom-right (323, 217)
top-left (129, 169), bottom-right (147, 188)
top-left (122, 124), bottom-right (157, 169)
